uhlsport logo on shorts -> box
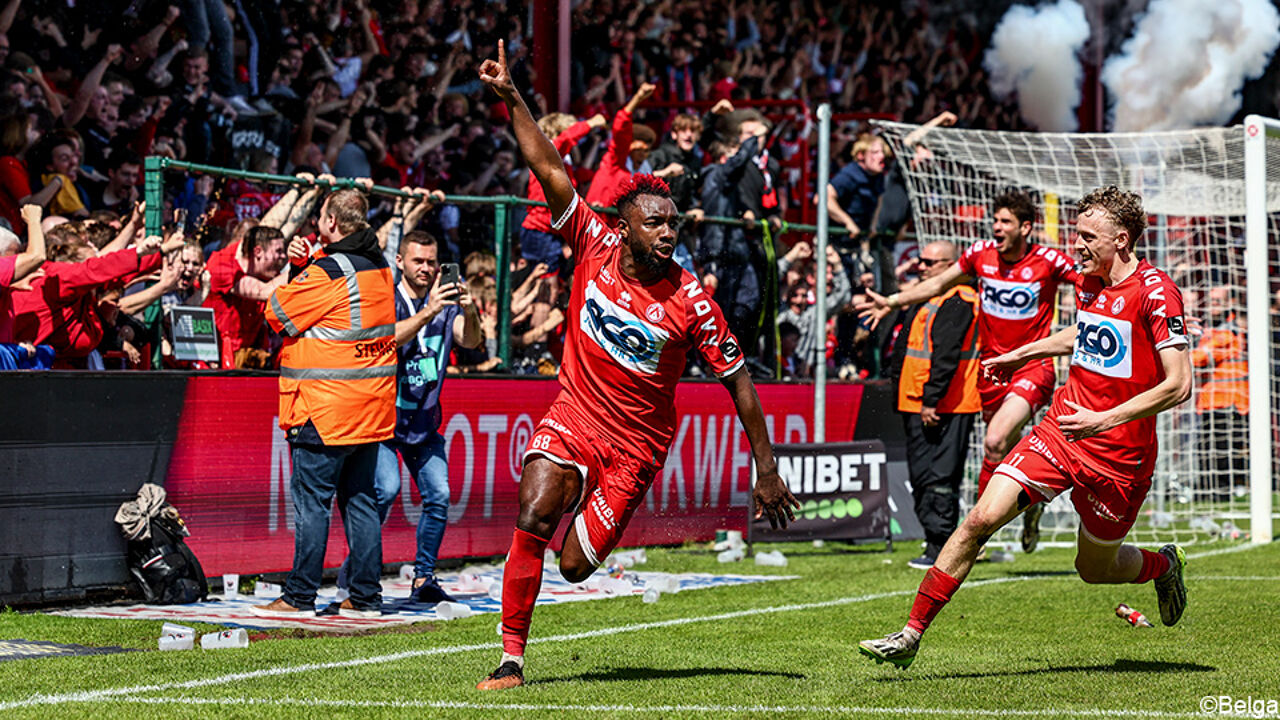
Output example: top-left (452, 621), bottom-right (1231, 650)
top-left (1072, 309), bottom-right (1132, 378)
top-left (980, 277), bottom-right (1040, 320)
top-left (581, 280), bottom-right (670, 374)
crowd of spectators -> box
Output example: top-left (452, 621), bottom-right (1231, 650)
top-left (0, 0), bottom-right (1063, 376)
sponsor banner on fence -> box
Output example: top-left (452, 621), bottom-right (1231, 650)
top-left (748, 441), bottom-right (891, 543)
top-left (164, 378), bottom-right (865, 576)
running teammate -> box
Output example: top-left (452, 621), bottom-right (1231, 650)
top-left (476, 42), bottom-right (799, 690)
top-left (860, 190), bottom-right (1078, 552)
top-left (859, 186), bottom-right (1191, 668)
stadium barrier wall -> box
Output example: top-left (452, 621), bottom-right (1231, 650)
top-left (0, 374), bottom-right (915, 606)
top-left (144, 157), bottom-right (866, 373)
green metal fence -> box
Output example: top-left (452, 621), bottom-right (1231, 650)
top-left (144, 157), bottom-right (853, 371)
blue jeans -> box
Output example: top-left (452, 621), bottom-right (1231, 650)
top-left (283, 442), bottom-right (382, 611)
top-left (377, 434), bottom-right (451, 578)
top-left (181, 0), bottom-right (236, 95)
top-left (0, 344), bottom-right (54, 369)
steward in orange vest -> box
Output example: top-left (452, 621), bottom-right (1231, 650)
top-left (888, 241), bottom-right (980, 568)
top-left (253, 186), bottom-right (396, 620)
top-left (1191, 312), bottom-right (1247, 414)
top-left (897, 285), bottom-right (981, 414)
top-left (1190, 288), bottom-right (1248, 498)
top-left (267, 214), bottom-right (397, 446)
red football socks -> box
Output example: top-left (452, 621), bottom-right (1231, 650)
top-left (1132, 548), bottom-right (1171, 584)
top-left (500, 528), bottom-right (550, 656)
top-left (906, 567), bottom-right (963, 635)
top-left (977, 458), bottom-right (999, 499)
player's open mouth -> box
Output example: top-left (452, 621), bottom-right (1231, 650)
top-left (654, 243), bottom-right (673, 259)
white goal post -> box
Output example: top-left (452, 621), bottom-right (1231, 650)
top-left (1243, 115), bottom-right (1275, 545)
top-left (872, 118), bottom-right (1277, 546)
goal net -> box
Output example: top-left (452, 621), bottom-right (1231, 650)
top-left (874, 120), bottom-right (1279, 548)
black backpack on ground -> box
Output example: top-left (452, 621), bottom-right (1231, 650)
top-left (126, 507), bottom-right (209, 604)
top-left (115, 484), bottom-right (208, 604)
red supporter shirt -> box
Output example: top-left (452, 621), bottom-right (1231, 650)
top-left (523, 119), bottom-right (592, 233)
top-left (203, 241), bottom-right (267, 368)
top-left (1042, 260), bottom-right (1188, 478)
top-left (13, 248), bottom-right (162, 358)
top-left (957, 240), bottom-right (1080, 359)
top-left (551, 193), bottom-right (744, 464)
top-left (584, 108), bottom-right (635, 208)
top-left (0, 157), bottom-right (32, 234)
top-left (0, 255), bottom-right (15, 343)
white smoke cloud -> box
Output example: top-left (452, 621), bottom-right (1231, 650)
top-left (984, 0), bottom-right (1091, 132)
top-left (1103, 0), bottom-right (1280, 132)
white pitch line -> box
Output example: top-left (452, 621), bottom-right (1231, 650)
top-left (0, 575), bottom-right (1041, 711)
top-left (96, 694), bottom-right (1214, 718)
top-left (1190, 575), bottom-right (1280, 581)
top-left (1186, 543), bottom-right (1270, 560)
top-left (1, 541), bottom-right (1269, 712)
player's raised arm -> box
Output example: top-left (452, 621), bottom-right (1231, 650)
top-left (479, 41), bottom-right (575, 224)
top-left (856, 261), bottom-right (968, 327)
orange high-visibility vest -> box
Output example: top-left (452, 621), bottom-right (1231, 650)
top-left (266, 250), bottom-right (397, 445)
top-left (1191, 317), bottom-right (1248, 414)
top-left (897, 285), bottom-right (981, 414)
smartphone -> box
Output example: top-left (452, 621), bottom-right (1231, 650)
top-left (173, 208), bottom-right (188, 228)
top-left (439, 262), bottom-right (461, 288)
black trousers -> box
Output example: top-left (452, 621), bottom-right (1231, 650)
top-left (1198, 409), bottom-right (1248, 498)
top-left (903, 411), bottom-right (977, 558)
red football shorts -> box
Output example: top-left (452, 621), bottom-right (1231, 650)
top-left (978, 359), bottom-right (1056, 423)
top-left (522, 404), bottom-right (660, 567)
top-left (994, 427), bottom-right (1151, 545)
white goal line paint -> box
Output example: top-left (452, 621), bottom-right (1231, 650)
top-left (0, 575), bottom-right (1040, 711)
top-left (0, 541), bottom-right (1265, 712)
top-left (1190, 575), bottom-right (1280, 581)
top-left (95, 694), bottom-right (1214, 718)
top-left (1185, 543), bottom-right (1264, 560)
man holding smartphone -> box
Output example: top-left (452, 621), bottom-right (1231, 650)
top-left (373, 230), bottom-right (481, 603)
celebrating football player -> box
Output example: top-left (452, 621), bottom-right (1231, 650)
top-left (860, 186), bottom-right (1192, 668)
top-left (475, 41), bottom-right (799, 690)
top-left (860, 190), bottom-right (1079, 553)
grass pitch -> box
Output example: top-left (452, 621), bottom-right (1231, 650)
top-left (1, 539), bottom-right (1277, 719)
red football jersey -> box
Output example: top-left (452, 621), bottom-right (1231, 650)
top-left (957, 240), bottom-right (1080, 359)
top-left (550, 193), bottom-right (745, 464)
top-left (1044, 260), bottom-right (1188, 477)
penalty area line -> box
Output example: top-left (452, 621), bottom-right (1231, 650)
top-left (0, 575), bottom-right (1043, 711)
top-left (100, 694), bottom-right (1209, 718)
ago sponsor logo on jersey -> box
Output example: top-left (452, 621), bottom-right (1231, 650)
top-left (1072, 309), bottom-right (1133, 379)
top-left (581, 279), bottom-right (670, 374)
top-left (980, 276), bottom-right (1041, 320)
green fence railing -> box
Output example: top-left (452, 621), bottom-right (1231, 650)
top-left (144, 157), bottom-right (855, 371)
